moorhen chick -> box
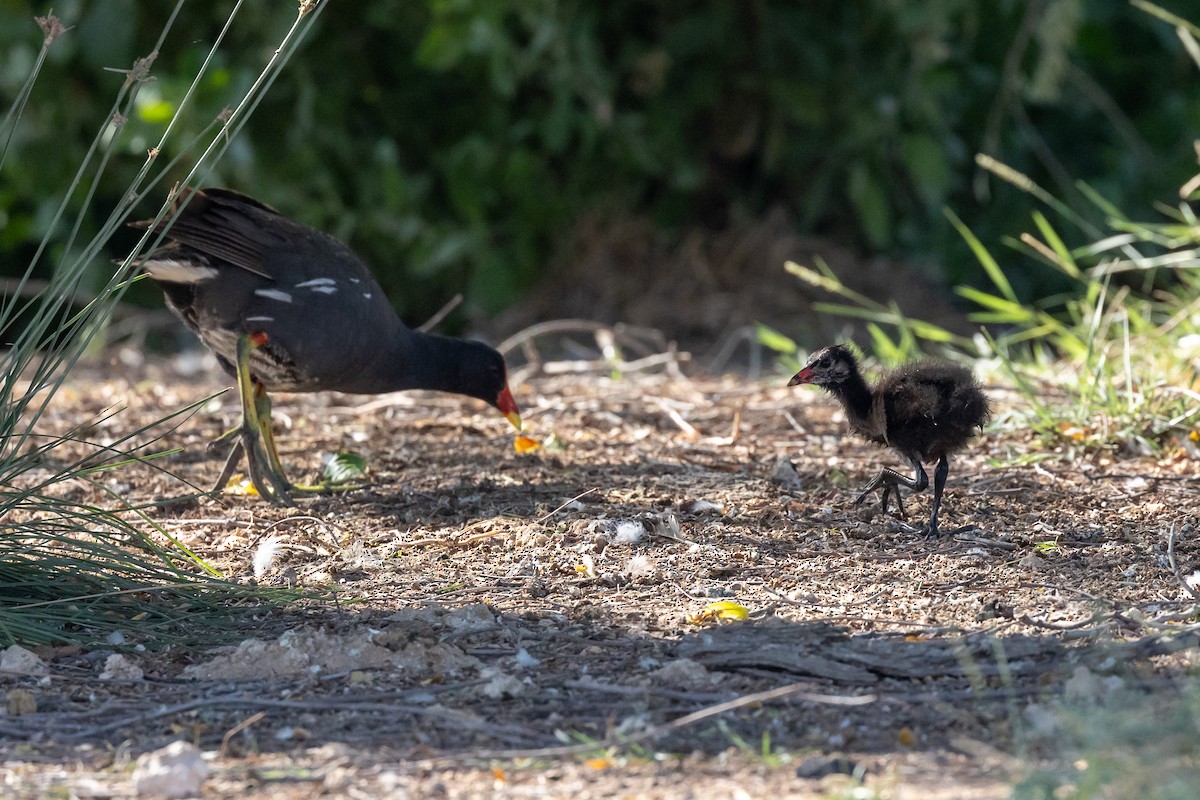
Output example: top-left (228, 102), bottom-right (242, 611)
top-left (788, 344), bottom-right (990, 536)
top-left (131, 187), bottom-right (522, 505)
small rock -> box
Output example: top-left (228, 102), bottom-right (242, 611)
top-left (649, 658), bottom-right (714, 689)
top-left (100, 653), bottom-right (144, 682)
top-left (514, 648), bottom-right (540, 669)
top-left (1022, 702), bottom-right (1060, 738)
top-left (1019, 553), bottom-right (1047, 570)
top-left (6, 688), bottom-right (37, 715)
top-left (132, 741), bottom-right (207, 799)
top-left (478, 666), bottom-right (525, 699)
top-left (1064, 665), bottom-right (1125, 705)
top-left (796, 754), bottom-right (863, 779)
top-left (0, 645), bottom-right (48, 677)
top-left (771, 457), bottom-right (803, 490)
top-left (441, 604), bottom-right (498, 633)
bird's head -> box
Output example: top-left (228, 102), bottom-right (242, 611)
top-left (456, 341), bottom-right (522, 430)
top-left (787, 344), bottom-right (857, 390)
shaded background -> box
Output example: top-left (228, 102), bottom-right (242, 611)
top-left (1, 0), bottom-right (1197, 350)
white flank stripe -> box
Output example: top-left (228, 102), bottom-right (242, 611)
top-left (244, 315), bottom-right (274, 323)
top-left (254, 288), bottom-right (293, 303)
top-left (295, 278), bottom-right (336, 288)
top-left (142, 259), bottom-right (217, 284)
top-left (310, 286), bottom-right (337, 295)
top-left (362, 292), bottom-right (372, 299)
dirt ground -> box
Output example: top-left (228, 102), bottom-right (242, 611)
top-left (3, 337), bottom-right (1200, 799)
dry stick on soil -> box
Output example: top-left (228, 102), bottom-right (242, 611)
top-left (253, 514), bottom-right (341, 550)
top-left (462, 682), bottom-right (876, 761)
top-left (705, 406), bottom-right (742, 446)
top-left (950, 534), bottom-right (1019, 551)
top-left (57, 692), bottom-right (539, 743)
top-left (220, 710), bottom-right (265, 758)
top-left (498, 318), bottom-right (689, 384)
top-left (1167, 523), bottom-right (1200, 602)
top-left (653, 397), bottom-right (699, 439)
top-left (405, 488), bottom-right (600, 549)
top-left (541, 351), bottom-right (686, 376)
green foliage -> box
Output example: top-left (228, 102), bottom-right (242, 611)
top-left (2, 1), bottom-right (1198, 325)
top-left (322, 451), bottom-right (367, 485)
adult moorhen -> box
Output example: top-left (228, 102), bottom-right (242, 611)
top-left (131, 186), bottom-right (522, 505)
top-left (789, 344), bottom-right (990, 536)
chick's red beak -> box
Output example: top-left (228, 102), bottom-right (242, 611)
top-left (787, 367), bottom-right (813, 387)
top-left (496, 385), bottom-right (522, 430)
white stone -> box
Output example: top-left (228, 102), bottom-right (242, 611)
top-left (0, 645), bottom-right (48, 677)
top-left (132, 741), bottom-right (207, 798)
top-left (99, 654), bottom-right (144, 682)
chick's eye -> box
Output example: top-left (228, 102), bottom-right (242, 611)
top-left (817, 356), bottom-right (830, 368)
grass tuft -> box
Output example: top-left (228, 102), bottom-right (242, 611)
top-left (0, 4), bottom-right (328, 648)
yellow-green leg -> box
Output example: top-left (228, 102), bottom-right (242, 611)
top-left (211, 333), bottom-right (364, 503)
top-left (235, 334), bottom-right (294, 505)
top-left (254, 384), bottom-right (296, 492)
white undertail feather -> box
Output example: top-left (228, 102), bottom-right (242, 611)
top-left (141, 259), bottom-right (218, 284)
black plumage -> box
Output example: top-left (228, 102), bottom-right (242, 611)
top-left (789, 344), bottom-right (990, 536)
top-left (131, 187), bottom-right (521, 504)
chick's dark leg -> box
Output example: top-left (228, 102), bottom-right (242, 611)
top-left (854, 460), bottom-right (928, 519)
top-left (925, 455), bottom-right (950, 537)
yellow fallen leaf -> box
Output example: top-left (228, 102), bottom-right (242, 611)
top-left (706, 600), bottom-right (750, 620)
top-left (585, 758), bottom-right (611, 770)
top-left (897, 726), bottom-right (916, 747)
top-left (514, 435), bottom-right (541, 453)
top-left (1058, 423), bottom-right (1089, 441)
top-left (223, 475), bottom-right (259, 496)
top-left (687, 600), bottom-right (750, 625)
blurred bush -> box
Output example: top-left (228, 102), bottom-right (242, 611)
top-left (1, 0), bottom-right (1197, 327)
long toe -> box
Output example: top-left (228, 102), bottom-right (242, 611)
top-left (206, 425), bottom-right (241, 456)
top-left (242, 430), bottom-right (294, 506)
top-left (210, 439), bottom-right (246, 494)
top-left (853, 484), bottom-right (881, 507)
